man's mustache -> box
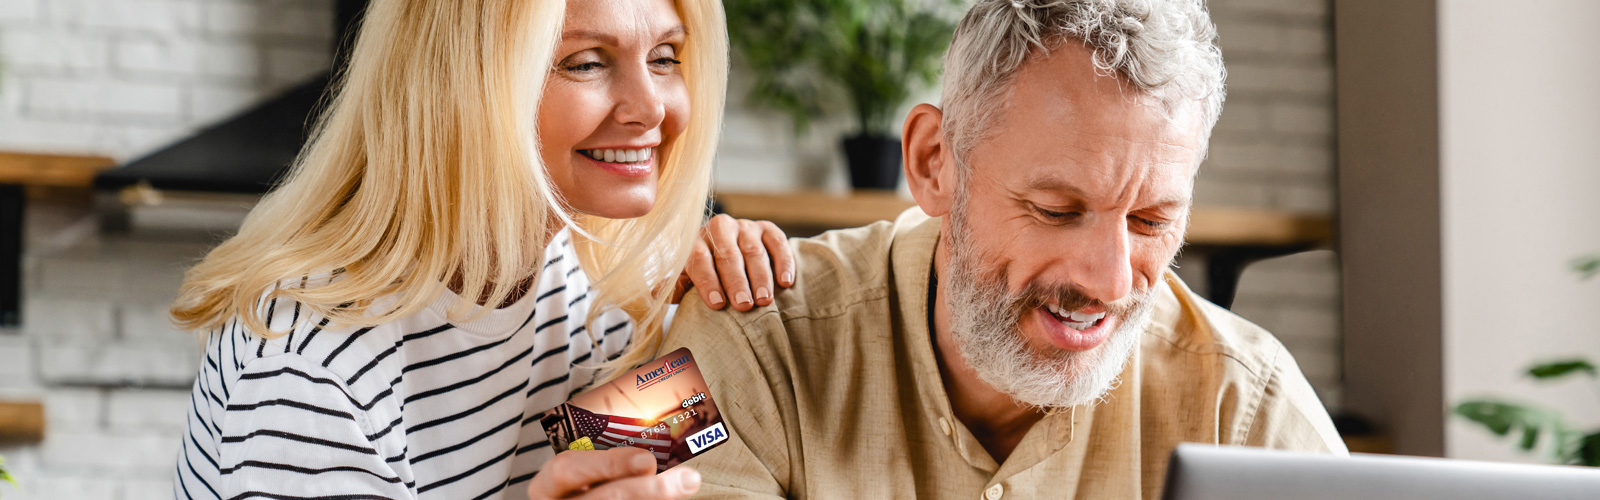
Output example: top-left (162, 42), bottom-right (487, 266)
top-left (1003, 277), bottom-right (1149, 321)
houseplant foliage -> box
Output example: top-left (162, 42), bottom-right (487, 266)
top-left (0, 454), bottom-right (13, 497)
top-left (723, 0), bottom-right (960, 189)
top-left (1453, 359), bottom-right (1600, 466)
top-left (1452, 257), bottom-right (1600, 466)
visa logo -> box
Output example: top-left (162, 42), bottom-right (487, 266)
top-left (687, 422), bottom-right (728, 454)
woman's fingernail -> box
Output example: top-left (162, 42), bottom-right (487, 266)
top-left (679, 468), bottom-right (702, 492)
top-left (784, 272), bottom-right (794, 286)
top-left (709, 291), bottom-right (724, 307)
top-left (632, 452), bottom-right (655, 472)
top-left (735, 291), bottom-right (751, 306)
top-left (756, 287), bottom-right (770, 302)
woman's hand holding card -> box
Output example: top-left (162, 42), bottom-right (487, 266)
top-left (525, 447), bottom-right (700, 500)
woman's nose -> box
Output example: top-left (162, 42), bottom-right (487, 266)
top-left (611, 65), bottom-right (666, 129)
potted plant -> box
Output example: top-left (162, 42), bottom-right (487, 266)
top-left (724, 0), bottom-right (960, 190)
top-left (1452, 254), bottom-right (1600, 466)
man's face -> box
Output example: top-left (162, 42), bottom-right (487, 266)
top-left (942, 42), bottom-right (1202, 408)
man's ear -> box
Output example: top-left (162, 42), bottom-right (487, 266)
top-left (903, 103), bottom-right (956, 217)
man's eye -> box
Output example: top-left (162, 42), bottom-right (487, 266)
top-left (1131, 216), bottom-right (1170, 230)
top-left (1034, 207), bottom-right (1078, 222)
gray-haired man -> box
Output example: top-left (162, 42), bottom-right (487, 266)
top-left (664, 0), bottom-right (1346, 497)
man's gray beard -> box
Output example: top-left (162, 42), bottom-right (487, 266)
top-left (944, 203), bottom-right (1156, 410)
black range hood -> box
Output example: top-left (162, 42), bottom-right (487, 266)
top-left (95, 0), bottom-right (369, 196)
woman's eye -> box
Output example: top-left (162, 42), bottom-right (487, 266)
top-left (564, 61), bottom-right (603, 72)
top-left (649, 45), bottom-right (681, 71)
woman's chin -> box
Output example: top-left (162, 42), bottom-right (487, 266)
top-left (571, 191), bottom-right (655, 220)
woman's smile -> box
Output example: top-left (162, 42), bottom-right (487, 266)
top-left (577, 146), bottom-right (658, 178)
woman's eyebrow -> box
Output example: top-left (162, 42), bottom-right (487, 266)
top-left (658, 25), bottom-right (686, 42)
top-left (561, 25), bottom-right (684, 45)
top-left (562, 29), bottom-right (618, 45)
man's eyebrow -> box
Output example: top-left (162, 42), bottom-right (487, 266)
top-left (1023, 176), bottom-right (1090, 199)
top-left (1146, 196), bottom-right (1193, 211)
top-left (1024, 175), bottom-right (1192, 211)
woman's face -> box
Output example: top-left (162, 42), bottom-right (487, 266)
top-left (538, 0), bottom-right (690, 219)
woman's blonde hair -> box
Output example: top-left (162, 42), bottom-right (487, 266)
top-left (171, 0), bottom-right (728, 379)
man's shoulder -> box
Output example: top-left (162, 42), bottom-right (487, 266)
top-left (1141, 273), bottom-right (1292, 383)
top-left (662, 213), bottom-right (924, 386)
top-left (1137, 273), bottom-right (1344, 451)
top-left (680, 217), bottom-right (905, 334)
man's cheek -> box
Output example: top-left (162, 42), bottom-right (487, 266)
top-left (1133, 243), bottom-right (1178, 287)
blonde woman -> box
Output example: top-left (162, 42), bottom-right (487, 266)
top-left (171, 0), bottom-right (787, 498)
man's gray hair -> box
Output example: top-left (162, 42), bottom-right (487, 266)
top-left (939, 0), bottom-right (1226, 162)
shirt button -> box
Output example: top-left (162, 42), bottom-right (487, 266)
top-left (939, 417), bottom-right (952, 436)
top-left (984, 483), bottom-right (1004, 500)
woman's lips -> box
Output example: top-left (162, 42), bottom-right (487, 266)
top-left (577, 149), bottom-right (654, 178)
top-left (1032, 306), bottom-right (1113, 352)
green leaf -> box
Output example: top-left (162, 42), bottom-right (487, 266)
top-left (1572, 253), bottom-right (1600, 280)
top-left (1572, 431), bottom-right (1600, 467)
top-left (1526, 359), bottom-right (1598, 380)
top-left (1453, 400), bottom-right (1521, 435)
top-left (1519, 423), bottom-right (1542, 451)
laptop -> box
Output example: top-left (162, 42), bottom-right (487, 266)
top-left (1162, 444), bottom-right (1600, 500)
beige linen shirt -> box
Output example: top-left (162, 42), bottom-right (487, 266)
top-left (661, 210), bottom-right (1347, 499)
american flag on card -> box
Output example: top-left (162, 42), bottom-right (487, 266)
top-left (567, 406), bottom-right (674, 465)
top-left (537, 348), bottom-right (729, 473)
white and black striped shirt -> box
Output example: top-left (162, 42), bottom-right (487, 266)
top-left (174, 228), bottom-right (634, 500)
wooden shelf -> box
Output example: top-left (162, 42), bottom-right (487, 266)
top-left (0, 152), bottom-right (117, 188)
top-left (715, 190), bottom-right (1332, 248)
top-left (0, 400), bottom-right (45, 443)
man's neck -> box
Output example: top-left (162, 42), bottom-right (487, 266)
top-left (929, 235), bottom-right (1046, 464)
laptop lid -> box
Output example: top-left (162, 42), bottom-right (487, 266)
top-left (1162, 444), bottom-right (1600, 500)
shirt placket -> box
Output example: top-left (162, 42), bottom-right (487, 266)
top-left (935, 407), bottom-right (1079, 500)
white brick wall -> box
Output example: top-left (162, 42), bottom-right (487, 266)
top-left (0, 2), bottom-right (333, 496)
top-left (1200, 0), bottom-right (1341, 407)
top-left (0, 0), bottom-right (333, 158)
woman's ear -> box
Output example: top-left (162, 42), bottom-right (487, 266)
top-left (903, 103), bottom-right (957, 217)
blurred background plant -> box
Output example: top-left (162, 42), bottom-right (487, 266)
top-left (1452, 254), bottom-right (1600, 467)
top-left (0, 454), bottom-right (13, 498)
top-left (723, 0), bottom-right (961, 189)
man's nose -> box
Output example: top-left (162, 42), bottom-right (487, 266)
top-left (612, 66), bottom-right (666, 129)
top-left (1062, 218), bottom-right (1134, 305)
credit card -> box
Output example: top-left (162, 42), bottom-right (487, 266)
top-left (537, 347), bottom-right (729, 472)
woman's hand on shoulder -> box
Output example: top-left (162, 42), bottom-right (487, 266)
top-left (672, 214), bottom-right (795, 312)
top-left (527, 447), bottom-right (700, 500)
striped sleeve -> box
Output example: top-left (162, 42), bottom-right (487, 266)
top-left (217, 352), bottom-right (414, 500)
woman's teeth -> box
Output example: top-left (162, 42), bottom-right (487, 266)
top-left (1046, 303), bottom-right (1106, 330)
top-left (580, 148), bottom-right (653, 163)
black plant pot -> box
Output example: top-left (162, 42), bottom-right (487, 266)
top-left (842, 134), bottom-right (903, 191)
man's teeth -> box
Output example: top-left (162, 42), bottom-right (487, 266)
top-left (1045, 304), bottom-right (1106, 329)
top-left (581, 148), bottom-right (653, 163)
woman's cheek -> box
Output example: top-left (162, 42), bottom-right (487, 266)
top-left (660, 79), bottom-right (692, 140)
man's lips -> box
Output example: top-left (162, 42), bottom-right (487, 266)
top-left (1032, 306), bottom-right (1113, 352)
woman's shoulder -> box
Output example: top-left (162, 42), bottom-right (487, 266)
top-left (205, 291), bottom-right (438, 402)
